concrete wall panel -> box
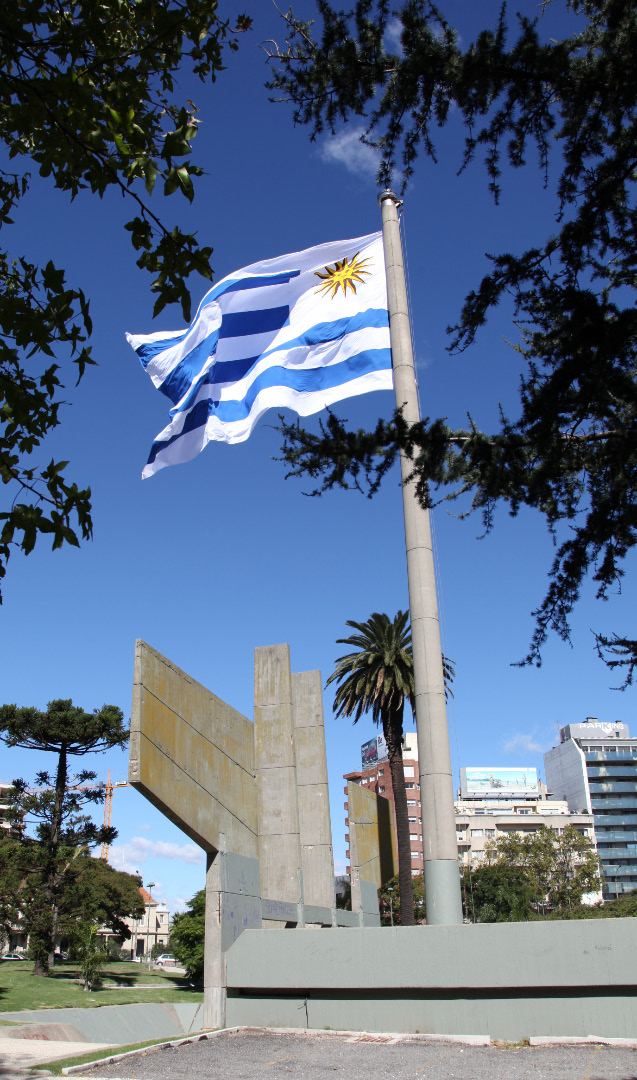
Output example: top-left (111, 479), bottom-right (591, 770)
top-left (254, 645), bottom-right (302, 906)
top-left (227, 991), bottom-right (637, 1042)
top-left (227, 920), bottom-right (637, 990)
top-left (348, 782), bottom-right (396, 913)
top-left (129, 642), bottom-right (257, 857)
top-left (292, 670), bottom-right (334, 909)
top-left (226, 919), bottom-right (637, 1041)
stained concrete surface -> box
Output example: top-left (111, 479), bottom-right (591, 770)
top-left (0, 1003), bottom-right (203, 1046)
top-left (62, 1029), bottom-right (637, 1080)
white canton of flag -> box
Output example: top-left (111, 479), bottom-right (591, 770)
top-left (126, 232), bottom-right (392, 477)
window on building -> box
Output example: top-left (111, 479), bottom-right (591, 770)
top-left (471, 829), bottom-right (484, 837)
top-left (484, 829), bottom-right (495, 837)
top-left (407, 800), bottom-right (416, 806)
top-left (405, 782), bottom-right (414, 789)
top-left (379, 786), bottom-right (385, 793)
top-left (408, 817), bottom-right (417, 823)
top-left (403, 766), bottom-right (415, 778)
top-left (474, 809), bottom-right (485, 815)
top-left (379, 769), bottom-right (385, 775)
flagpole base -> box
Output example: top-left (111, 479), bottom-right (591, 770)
top-left (424, 860), bottom-right (464, 925)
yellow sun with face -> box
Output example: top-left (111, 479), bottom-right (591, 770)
top-left (315, 252), bottom-right (372, 299)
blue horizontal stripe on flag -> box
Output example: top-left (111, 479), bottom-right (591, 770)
top-left (147, 348), bottom-right (391, 465)
top-left (219, 306), bottom-right (289, 339)
top-left (167, 308), bottom-right (390, 418)
top-left (222, 271), bottom-right (300, 294)
top-left (159, 327), bottom-right (221, 405)
top-left (260, 307), bottom-right (388, 360)
top-left (134, 270), bottom-right (300, 367)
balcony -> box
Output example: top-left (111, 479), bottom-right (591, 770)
top-left (600, 863), bottom-right (637, 878)
top-left (593, 814), bottom-right (637, 826)
top-left (594, 830), bottom-right (637, 843)
top-left (587, 765), bottom-right (637, 779)
top-left (585, 751), bottom-right (637, 762)
top-left (589, 782), bottom-right (637, 795)
top-left (591, 797), bottom-right (637, 811)
top-left (596, 846), bottom-right (637, 859)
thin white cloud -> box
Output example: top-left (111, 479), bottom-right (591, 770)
top-left (109, 836), bottom-right (205, 874)
top-left (384, 18), bottom-right (404, 55)
top-left (138, 823), bottom-right (151, 833)
top-left (319, 126), bottom-right (381, 180)
top-left (334, 857), bottom-right (347, 876)
top-left (502, 733), bottom-right (548, 756)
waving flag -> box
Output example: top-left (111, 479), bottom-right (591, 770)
top-left (127, 232), bottom-right (392, 477)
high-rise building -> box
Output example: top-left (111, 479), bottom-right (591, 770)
top-left (544, 718), bottom-right (637, 899)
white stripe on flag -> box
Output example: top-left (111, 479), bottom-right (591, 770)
top-left (127, 232), bottom-right (393, 476)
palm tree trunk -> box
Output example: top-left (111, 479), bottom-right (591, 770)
top-left (384, 712), bottom-right (415, 926)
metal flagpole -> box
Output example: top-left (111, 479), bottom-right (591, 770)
top-left (379, 189), bottom-right (463, 925)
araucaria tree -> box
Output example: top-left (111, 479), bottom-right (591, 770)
top-left (0, 1), bottom-right (251, 598)
top-left (327, 611), bottom-right (454, 925)
top-left (0, 698), bottom-right (129, 975)
top-left (269, 0), bottom-right (637, 685)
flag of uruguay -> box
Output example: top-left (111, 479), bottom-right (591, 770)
top-left (126, 231), bottom-right (392, 477)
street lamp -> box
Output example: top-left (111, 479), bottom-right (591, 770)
top-left (387, 885), bottom-right (395, 927)
top-left (145, 882), bottom-right (156, 969)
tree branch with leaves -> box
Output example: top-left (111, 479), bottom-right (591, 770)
top-left (0, 0), bottom-right (252, 598)
top-left (268, 0), bottom-right (637, 684)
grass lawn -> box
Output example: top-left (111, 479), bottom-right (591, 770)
top-left (0, 961), bottom-right (203, 1012)
top-left (33, 1034), bottom-right (210, 1075)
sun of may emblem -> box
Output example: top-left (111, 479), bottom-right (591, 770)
top-left (314, 252), bottom-right (372, 298)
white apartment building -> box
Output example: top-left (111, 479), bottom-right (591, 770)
top-left (455, 794), bottom-right (596, 865)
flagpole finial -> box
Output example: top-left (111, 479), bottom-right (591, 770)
top-left (378, 188), bottom-right (402, 207)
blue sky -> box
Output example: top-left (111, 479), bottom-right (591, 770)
top-left (1, 1), bottom-right (634, 916)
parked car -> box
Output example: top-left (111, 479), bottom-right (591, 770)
top-left (2, 953), bottom-right (26, 961)
top-left (155, 953), bottom-right (177, 965)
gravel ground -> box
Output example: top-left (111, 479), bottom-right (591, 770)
top-left (72, 1029), bottom-right (637, 1080)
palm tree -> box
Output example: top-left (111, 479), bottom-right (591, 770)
top-left (327, 611), bottom-right (455, 927)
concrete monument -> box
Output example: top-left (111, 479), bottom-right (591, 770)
top-left (129, 640), bottom-right (637, 1042)
top-left (129, 640), bottom-right (390, 1028)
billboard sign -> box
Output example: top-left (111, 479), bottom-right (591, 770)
top-left (460, 767), bottom-right (538, 798)
top-left (361, 734), bottom-right (388, 770)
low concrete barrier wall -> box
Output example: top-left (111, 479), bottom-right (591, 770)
top-left (0, 1002), bottom-right (203, 1045)
top-left (225, 919), bottom-right (637, 1042)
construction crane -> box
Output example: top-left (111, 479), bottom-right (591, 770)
top-left (101, 770), bottom-right (130, 861)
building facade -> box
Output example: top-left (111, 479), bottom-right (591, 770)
top-left (544, 718), bottom-right (637, 899)
top-left (455, 793), bottom-right (596, 876)
top-left (344, 741), bottom-right (598, 895)
top-left (345, 733), bottom-right (423, 877)
top-left (119, 887), bottom-right (171, 958)
top-left (0, 780), bottom-right (13, 833)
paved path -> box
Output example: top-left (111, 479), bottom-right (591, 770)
top-left (57, 1029), bottom-right (637, 1080)
top-left (0, 1036), bottom-right (113, 1079)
